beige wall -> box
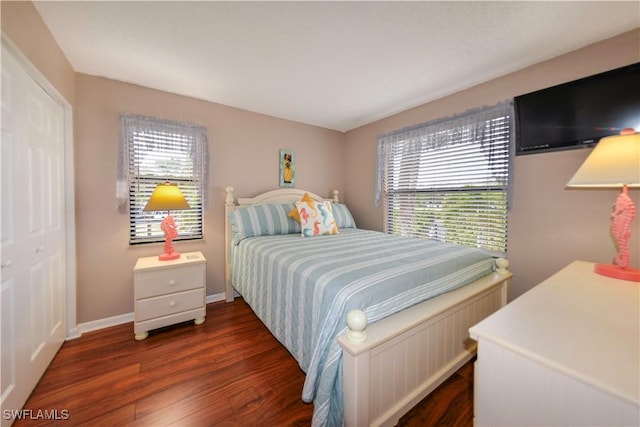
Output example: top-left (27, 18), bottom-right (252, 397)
top-left (74, 75), bottom-right (345, 322)
top-left (1, 1), bottom-right (75, 105)
top-left (345, 29), bottom-right (640, 300)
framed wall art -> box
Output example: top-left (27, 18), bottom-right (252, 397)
top-left (279, 149), bottom-right (295, 187)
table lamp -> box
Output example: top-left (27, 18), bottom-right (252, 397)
top-left (567, 128), bottom-right (640, 282)
top-left (143, 182), bottom-right (191, 261)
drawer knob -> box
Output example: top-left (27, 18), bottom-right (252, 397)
top-left (168, 279), bottom-right (177, 286)
top-left (169, 301), bottom-right (177, 308)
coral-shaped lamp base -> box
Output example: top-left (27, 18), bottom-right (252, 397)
top-left (598, 185), bottom-right (639, 282)
top-left (158, 252), bottom-right (180, 261)
top-left (158, 212), bottom-right (180, 261)
top-left (595, 264), bottom-right (640, 282)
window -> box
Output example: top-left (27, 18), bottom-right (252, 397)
top-left (376, 102), bottom-right (512, 256)
top-left (117, 114), bottom-right (208, 244)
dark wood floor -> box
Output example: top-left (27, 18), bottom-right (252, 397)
top-left (16, 298), bottom-right (473, 426)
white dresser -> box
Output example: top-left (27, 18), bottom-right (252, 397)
top-left (134, 251), bottom-right (206, 340)
top-left (469, 260), bottom-right (639, 426)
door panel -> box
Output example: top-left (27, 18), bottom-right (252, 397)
top-left (1, 43), bottom-right (67, 426)
top-left (0, 278), bottom-right (16, 405)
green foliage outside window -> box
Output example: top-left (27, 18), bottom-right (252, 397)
top-left (388, 188), bottom-right (507, 254)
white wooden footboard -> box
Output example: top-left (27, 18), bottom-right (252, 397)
top-left (338, 267), bottom-right (511, 427)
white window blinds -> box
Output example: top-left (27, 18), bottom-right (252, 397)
top-left (376, 102), bottom-right (513, 256)
top-left (117, 114), bottom-right (209, 244)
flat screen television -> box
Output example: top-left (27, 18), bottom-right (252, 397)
top-left (514, 62), bottom-right (640, 155)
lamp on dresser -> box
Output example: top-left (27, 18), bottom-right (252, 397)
top-left (143, 182), bottom-right (190, 261)
top-left (567, 128), bottom-right (640, 282)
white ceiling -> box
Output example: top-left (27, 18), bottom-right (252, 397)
top-left (34, 1), bottom-right (639, 132)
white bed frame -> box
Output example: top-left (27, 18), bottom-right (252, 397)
top-left (224, 187), bottom-right (511, 427)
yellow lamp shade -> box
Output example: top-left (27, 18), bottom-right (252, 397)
top-left (143, 182), bottom-right (190, 211)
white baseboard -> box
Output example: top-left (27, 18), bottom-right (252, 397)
top-left (206, 292), bottom-right (227, 304)
top-left (69, 292), bottom-right (227, 340)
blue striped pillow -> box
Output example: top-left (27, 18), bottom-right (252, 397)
top-left (229, 203), bottom-right (301, 245)
top-left (331, 203), bottom-right (356, 229)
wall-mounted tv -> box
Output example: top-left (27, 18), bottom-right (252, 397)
top-left (514, 62), bottom-right (640, 155)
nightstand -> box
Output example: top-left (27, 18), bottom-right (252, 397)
top-left (133, 251), bottom-right (206, 340)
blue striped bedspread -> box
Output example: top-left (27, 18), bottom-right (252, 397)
top-left (231, 228), bottom-right (494, 427)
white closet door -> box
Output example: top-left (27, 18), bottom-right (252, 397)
top-left (1, 44), bottom-right (67, 424)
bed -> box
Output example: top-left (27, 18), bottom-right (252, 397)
top-left (224, 187), bottom-right (511, 427)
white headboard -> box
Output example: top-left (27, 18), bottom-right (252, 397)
top-left (228, 187), bottom-right (338, 206)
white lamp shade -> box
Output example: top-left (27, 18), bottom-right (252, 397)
top-left (567, 132), bottom-right (640, 188)
top-left (143, 182), bottom-right (190, 211)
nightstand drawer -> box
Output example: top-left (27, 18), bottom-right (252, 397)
top-left (135, 264), bottom-right (204, 299)
top-left (136, 288), bottom-right (205, 322)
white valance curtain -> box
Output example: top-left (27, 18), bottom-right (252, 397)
top-left (116, 113), bottom-right (209, 213)
top-left (375, 101), bottom-right (514, 206)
